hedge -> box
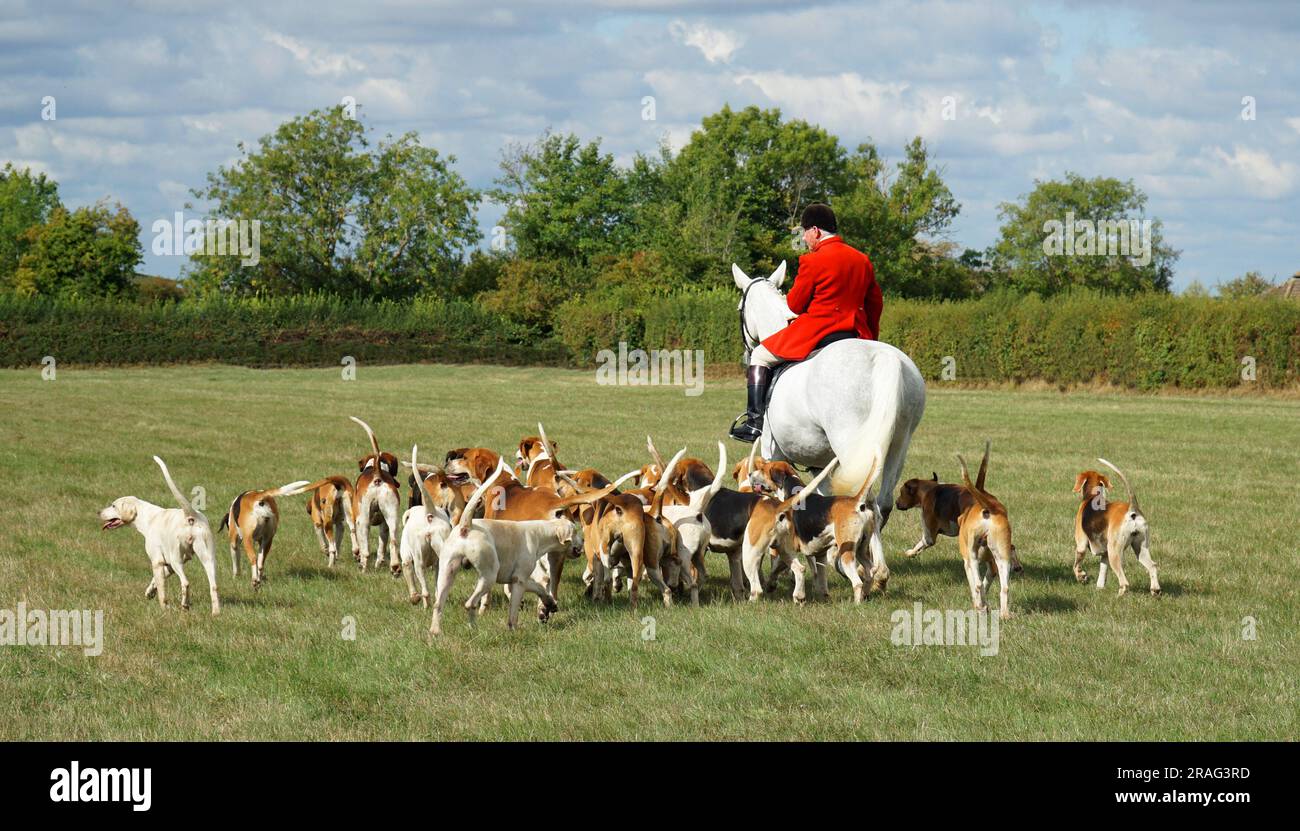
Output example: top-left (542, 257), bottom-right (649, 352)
top-left (2, 290), bottom-right (1297, 390)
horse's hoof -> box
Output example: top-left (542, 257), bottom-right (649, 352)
top-left (1151, 588), bottom-right (1162, 597)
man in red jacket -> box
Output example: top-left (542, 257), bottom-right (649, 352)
top-left (729, 203), bottom-right (883, 443)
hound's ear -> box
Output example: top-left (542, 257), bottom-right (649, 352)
top-left (731, 462), bottom-right (744, 481)
top-left (768, 260), bottom-right (787, 287)
top-left (1072, 473), bottom-right (1088, 494)
top-left (357, 457), bottom-right (368, 472)
top-left (1099, 474), bottom-right (1111, 490)
top-left (732, 263), bottom-right (750, 290)
top-left (580, 507), bottom-right (594, 526)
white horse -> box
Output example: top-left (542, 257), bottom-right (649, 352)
top-left (731, 260), bottom-right (926, 536)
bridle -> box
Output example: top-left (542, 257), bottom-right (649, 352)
top-left (738, 277), bottom-right (766, 362)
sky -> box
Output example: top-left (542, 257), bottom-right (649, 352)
top-left (2, 0), bottom-right (1297, 290)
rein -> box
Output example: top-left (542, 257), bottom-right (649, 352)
top-left (738, 277), bottom-right (766, 362)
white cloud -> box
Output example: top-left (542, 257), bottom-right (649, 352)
top-left (1210, 145), bottom-right (1298, 199)
top-left (263, 31), bottom-right (365, 77)
top-left (668, 20), bottom-right (742, 64)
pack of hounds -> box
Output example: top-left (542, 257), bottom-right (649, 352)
top-left (98, 417), bottom-right (1161, 636)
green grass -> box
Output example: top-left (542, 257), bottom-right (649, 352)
top-left (1, 363), bottom-right (1296, 740)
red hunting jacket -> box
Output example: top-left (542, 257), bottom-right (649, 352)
top-left (760, 236), bottom-right (882, 361)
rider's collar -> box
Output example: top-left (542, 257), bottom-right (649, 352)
top-left (810, 233), bottom-right (839, 252)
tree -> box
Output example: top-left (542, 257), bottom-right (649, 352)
top-left (12, 201), bottom-right (141, 298)
top-left (989, 173), bottom-right (1176, 295)
top-left (489, 132), bottom-right (632, 266)
top-left (656, 105), bottom-right (850, 283)
top-left (188, 107), bottom-right (479, 298)
top-left (835, 138), bottom-right (964, 298)
top-left (0, 164), bottom-right (62, 291)
top-left (1217, 270), bottom-right (1274, 299)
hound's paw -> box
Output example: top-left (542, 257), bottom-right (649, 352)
top-left (408, 593), bottom-right (421, 606)
top-left (1075, 572), bottom-right (1089, 583)
top-left (1117, 586), bottom-right (1128, 597)
top-left (1000, 609), bottom-right (1012, 620)
top-left (1150, 587), bottom-right (1162, 597)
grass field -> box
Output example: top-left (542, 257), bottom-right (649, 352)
top-left (1, 363), bottom-right (1297, 740)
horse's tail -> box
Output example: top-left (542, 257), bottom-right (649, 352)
top-left (831, 348), bottom-right (904, 497)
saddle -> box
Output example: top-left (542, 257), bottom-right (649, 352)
top-left (762, 330), bottom-right (859, 413)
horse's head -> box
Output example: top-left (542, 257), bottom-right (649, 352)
top-left (732, 262), bottom-right (796, 352)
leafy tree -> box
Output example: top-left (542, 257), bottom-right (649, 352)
top-left (835, 138), bottom-right (963, 298)
top-left (989, 173), bottom-right (1176, 295)
top-left (188, 107), bottom-right (479, 298)
top-left (657, 105), bottom-right (850, 283)
top-left (1183, 280), bottom-right (1211, 298)
top-left (477, 257), bottom-right (588, 335)
top-left (12, 201), bottom-right (141, 298)
top-left (490, 132), bottom-right (632, 266)
top-left (1217, 270), bottom-right (1274, 299)
top-left (0, 164), bottom-right (62, 290)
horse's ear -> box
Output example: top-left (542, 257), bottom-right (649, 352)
top-left (731, 263), bottom-right (750, 290)
top-left (768, 260), bottom-right (787, 287)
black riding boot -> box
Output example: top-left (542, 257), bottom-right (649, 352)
top-left (729, 365), bottom-right (772, 443)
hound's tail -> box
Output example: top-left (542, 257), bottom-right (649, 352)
top-left (832, 349), bottom-right (904, 497)
top-left (153, 456), bottom-right (197, 517)
top-left (649, 447), bottom-right (687, 517)
top-left (555, 469), bottom-right (642, 510)
top-left (854, 453), bottom-right (881, 513)
top-left (690, 442), bottom-right (727, 513)
top-left (409, 445), bottom-right (426, 489)
top-left (1097, 458), bottom-right (1139, 513)
top-left (266, 480), bottom-right (314, 499)
top-left (349, 416), bottom-right (383, 471)
top-left (778, 458), bottom-right (840, 514)
top-left (956, 454), bottom-right (995, 512)
top-left (454, 458), bottom-right (509, 535)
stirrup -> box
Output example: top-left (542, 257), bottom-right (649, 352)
top-left (729, 413), bottom-right (762, 443)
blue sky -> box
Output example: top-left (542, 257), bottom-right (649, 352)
top-left (2, 0), bottom-right (1297, 290)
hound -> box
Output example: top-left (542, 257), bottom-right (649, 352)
top-left (755, 454), bottom-right (884, 603)
top-left (955, 450), bottom-right (1015, 619)
top-left (302, 476), bottom-right (357, 567)
top-left (731, 441), bottom-right (759, 492)
top-left (443, 446), bottom-right (507, 489)
top-left (429, 460), bottom-right (579, 635)
top-left (400, 446), bottom-right (452, 607)
top-left (589, 448), bottom-right (689, 609)
top-left (404, 462), bottom-right (469, 521)
top-left (219, 478), bottom-right (313, 588)
top-left (638, 436), bottom-right (715, 495)
top-left (475, 424), bottom-right (637, 612)
top-left (895, 442), bottom-right (1023, 572)
top-left (656, 442), bottom-right (726, 606)
top-left (350, 417), bottom-right (401, 575)
top-left (739, 460), bottom-right (841, 603)
top-left (1073, 459), bottom-right (1160, 597)
top-left (515, 434), bottom-right (565, 490)
top-left (99, 457), bottom-right (220, 614)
